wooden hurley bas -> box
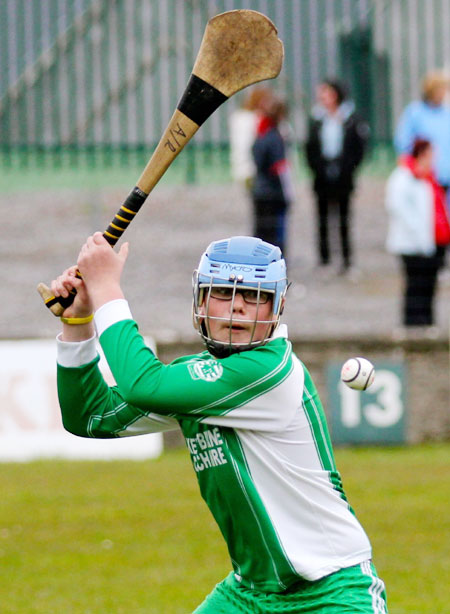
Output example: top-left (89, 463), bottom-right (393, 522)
top-left (38, 9), bottom-right (284, 316)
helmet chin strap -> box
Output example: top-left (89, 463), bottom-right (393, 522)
top-left (205, 338), bottom-right (241, 358)
top-left (199, 319), bottom-right (278, 358)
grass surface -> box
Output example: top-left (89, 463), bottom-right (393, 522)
top-left (0, 444), bottom-right (448, 613)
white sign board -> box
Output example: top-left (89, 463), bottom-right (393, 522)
top-left (0, 339), bottom-right (163, 461)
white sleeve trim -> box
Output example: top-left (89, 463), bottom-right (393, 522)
top-left (57, 333), bottom-right (98, 367)
top-left (94, 299), bottom-right (133, 336)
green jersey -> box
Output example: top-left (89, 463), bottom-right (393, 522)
top-left (57, 300), bottom-right (372, 593)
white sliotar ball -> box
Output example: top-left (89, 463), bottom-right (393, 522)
top-left (340, 357), bottom-right (375, 390)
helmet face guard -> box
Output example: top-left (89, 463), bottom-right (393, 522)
top-left (192, 236), bottom-right (288, 357)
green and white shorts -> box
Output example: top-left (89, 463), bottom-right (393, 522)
top-left (193, 560), bottom-right (388, 614)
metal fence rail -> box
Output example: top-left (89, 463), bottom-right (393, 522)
top-left (1, 0), bottom-right (449, 169)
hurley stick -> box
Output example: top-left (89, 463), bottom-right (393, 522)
top-left (38, 9), bottom-right (284, 315)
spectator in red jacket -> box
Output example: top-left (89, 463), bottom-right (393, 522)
top-left (386, 138), bottom-right (450, 335)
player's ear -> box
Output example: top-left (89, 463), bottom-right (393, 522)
top-left (192, 289), bottom-right (206, 330)
top-left (198, 288), bottom-right (208, 311)
top-left (279, 282), bottom-right (291, 316)
top-left (192, 302), bottom-right (205, 330)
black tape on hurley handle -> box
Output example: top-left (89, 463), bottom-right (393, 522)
top-left (37, 187), bottom-right (148, 316)
top-left (103, 186), bottom-right (148, 246)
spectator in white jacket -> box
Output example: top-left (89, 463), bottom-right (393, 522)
top-left (386, 139), bottom-right (450, 334)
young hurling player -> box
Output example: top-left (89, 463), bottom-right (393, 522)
top-left (52, 232), bottom-right (388, 614)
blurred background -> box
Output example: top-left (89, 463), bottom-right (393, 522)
top-left (0, 2), bottom-right (449, 613)
top-left (1, 0), bottom-right (441, 168)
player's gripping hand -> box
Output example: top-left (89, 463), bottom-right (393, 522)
top-left (77, 232), bottom-right (129, 311)
top-left (51, 265), bottom-right (93, 320)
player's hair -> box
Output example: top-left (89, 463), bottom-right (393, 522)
top-left (261, 94), bottom-right (288, 124)
top-left (192, 236), bottom-right (288, 357)
top-left (321, 78), bottom-right (348, 105)
top-left (242, 85), bottom-right (273, 111)
top-left (421, 70), bottom-right (450, 102)
top-left (411, 138), bottom-right (431, 158)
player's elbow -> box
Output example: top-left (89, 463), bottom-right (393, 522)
top-left (62, 415), bottom-right (118, 439)
top-left (60, 409), bottom-right (105, 438)
top-left (61, 414), bottom-right (91, 438)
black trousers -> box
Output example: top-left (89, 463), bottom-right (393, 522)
top-left (400, 248), bottom-right (444, 326)
top-left (253, 198), bottom-right (288, 256)
top-left (315, 192), bottom-right (351, 268)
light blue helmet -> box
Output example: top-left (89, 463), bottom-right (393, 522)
top-left (193, 236), bottom-right (288, 356)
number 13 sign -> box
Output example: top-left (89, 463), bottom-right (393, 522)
top-left (327, 362), bottom-right (407, 445)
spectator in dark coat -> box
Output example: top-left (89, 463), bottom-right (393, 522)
top-left (305, 79), bottom-right (369, 276)
top-left (251, 95), bottom-right (294, 257)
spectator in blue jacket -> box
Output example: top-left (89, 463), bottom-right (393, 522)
top-left (395, 70), bottom-right (450, 192)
